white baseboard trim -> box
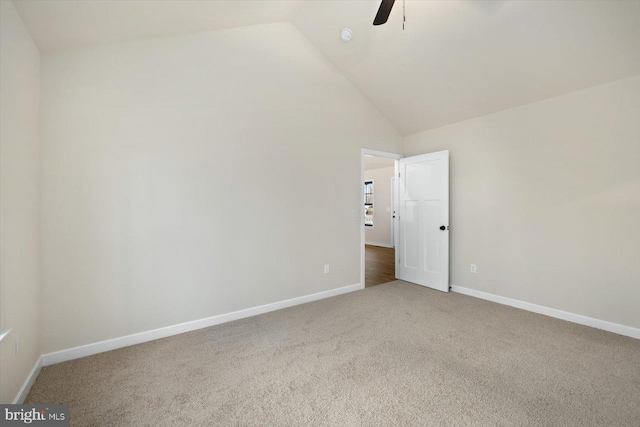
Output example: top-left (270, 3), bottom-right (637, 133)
top-left (365, 241), bottom-right (394, 248)
top-left (13, 356), bottom-right (43, 404)
top-left (450, 285), bottom-right (640, 340)
top-left (42, 282), bottom-right (363, 367)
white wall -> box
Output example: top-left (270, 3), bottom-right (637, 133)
top-left (364, 166), bottom-right (394, 247)
top-left (403, 75), bottom-right (640, 330)
top-left (0, 1), bottom-right (41, 403)
top-left (40, 22), bottom-right (401, 353)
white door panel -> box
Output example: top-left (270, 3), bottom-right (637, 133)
top-left (397, 151), bottom-right (449, 292)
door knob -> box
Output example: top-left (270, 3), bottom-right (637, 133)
top-left (439, 225), bottom-right (446, 230)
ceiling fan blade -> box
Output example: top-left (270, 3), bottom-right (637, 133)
top-left (373, 0), bottom-right (396, 26)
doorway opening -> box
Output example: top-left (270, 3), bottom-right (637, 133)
top-left (360, 148), bottom-right (450, 292)
top-left (361, 149), bottom-right (402, 288)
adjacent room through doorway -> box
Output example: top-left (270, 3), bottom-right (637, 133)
top-left (363, 154), bottom-right (397, 288)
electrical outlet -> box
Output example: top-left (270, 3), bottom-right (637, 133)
top-left (15, 336), bottom-right (20, 356)
top-left (470, 264), bottom-right (477, 274)
top-left (324, 264), bottom-right (330, 275)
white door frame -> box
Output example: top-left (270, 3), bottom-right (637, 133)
top-left (390, 176), bottom-right (396, 248)
top-left (361, 148), bottom-right (403, 288)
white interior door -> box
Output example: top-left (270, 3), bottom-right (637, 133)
top-left (397, 150), bottom-right (449, 292)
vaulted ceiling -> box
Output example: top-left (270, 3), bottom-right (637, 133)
top-left (12, 0), bottom-right (295, 51)
top-left (13, 0), bottom-right (640, 136)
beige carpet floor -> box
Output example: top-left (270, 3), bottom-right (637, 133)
top-left (27, 281), bottom-right (640, 426)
